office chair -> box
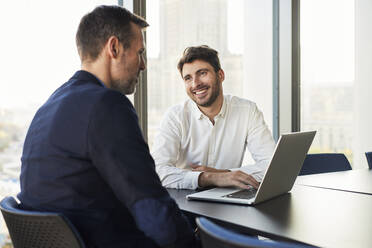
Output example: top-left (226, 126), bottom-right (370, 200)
top-left (365, 152), bottom-right (372, 169)
top-left (196, 217), bottom-right (315, 248)
top-left (0, 196), bottom-right (86, 248)
top-left (299, 153), bottom-right (352, 176)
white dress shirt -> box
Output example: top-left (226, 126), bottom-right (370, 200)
top-left (151, 95), bottom-right (276, 189)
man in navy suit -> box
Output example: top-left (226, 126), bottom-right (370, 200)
top-left (18, 5), bottom-right (197, 248)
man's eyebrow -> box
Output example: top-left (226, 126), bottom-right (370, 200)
top-left (183, 68), bottom-right (209, 79)
top-left (183, 73), bottom-right (191, 79)
top-left (195, 68), bottom-right (209, 74)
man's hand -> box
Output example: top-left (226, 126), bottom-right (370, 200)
top-left (198, 170), bottom-right (260, 189)
top-left (190, 164), bottom-right (230, 173)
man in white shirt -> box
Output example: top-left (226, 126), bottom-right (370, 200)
top-left (152, 45), bottom-right (275, 190)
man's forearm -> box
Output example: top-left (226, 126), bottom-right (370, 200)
top-left (156, 164), bottom-right (201, 189)
top-left (197, 171), bottom-right (259, 189)
top-left (198, 172), bottom-right (226, 188)
top-left (130, 196), bottom-right (198, 247)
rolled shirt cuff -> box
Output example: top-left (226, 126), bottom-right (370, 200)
top-left (184, 171), bottom-right (202, 190)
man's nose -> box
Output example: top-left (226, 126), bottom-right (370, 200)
top-left (140, 54), bottom-right (146, 71)
top-left (191, 77), bottom-right (201, 88)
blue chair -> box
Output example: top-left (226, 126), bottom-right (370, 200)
top-left (0, 196), bottom-right (86, 248)
top-left (196, 217), bottom-right (316, 248)
top-left (299, 153), bottom-right (352, 176)
top-left (365, 152), bottom-right (372, 169)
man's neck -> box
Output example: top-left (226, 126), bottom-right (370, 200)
top-left (81, 59), bottom-right (111, 88)
top-left (198, 94), bottom-right (224, 124)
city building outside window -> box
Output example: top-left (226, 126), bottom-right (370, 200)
top-left (300, 0), bottom-right (372, 168)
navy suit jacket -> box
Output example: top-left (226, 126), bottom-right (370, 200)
top-left (18, 71), bottom-right (196, 248)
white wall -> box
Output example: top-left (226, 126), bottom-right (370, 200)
top-left (243, 0), bottom-right (273, 131)
top-left (353, 0), bottom-right (372, 168)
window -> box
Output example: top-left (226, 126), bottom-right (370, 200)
top-left (300, 0), bottom-right (372, 168)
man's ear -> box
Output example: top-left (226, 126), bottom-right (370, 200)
top-left (217, 69), bottom-right (225, 82)
top-left (107, 36), bottom-right (120, 58)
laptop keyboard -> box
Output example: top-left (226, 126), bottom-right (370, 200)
top-left (223, 187), bottom-right (257, 200)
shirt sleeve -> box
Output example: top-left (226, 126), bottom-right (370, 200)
top-left (87, 91), bottom-right (197, 247)
top-left (151, 108), bottom-right (201, 190)
top-left (232, 103), bottom-right (275, 181)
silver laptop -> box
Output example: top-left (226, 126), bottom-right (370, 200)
top-left (186, 131), bottom-right (316, 205)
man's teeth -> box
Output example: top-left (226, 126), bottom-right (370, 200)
top-left (195, 89), bottom-right (207, 95)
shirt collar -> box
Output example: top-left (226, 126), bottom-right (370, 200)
top-left (190, 95), bottom-right (227, 120)
top-left (218, 96), bottom-right (227, 118)
top-left (190, 101), bottom-right (204, 120)
top-left (72, 70), bottom-right (107, 88)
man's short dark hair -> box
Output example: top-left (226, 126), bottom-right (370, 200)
top-left (177, 45), bottom-right (222, 76)
top-left (76, 5), bottom-right (149, 62)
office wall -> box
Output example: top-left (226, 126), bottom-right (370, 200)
top-left (354, 0), bottom-right (372, 168)
top-left (243, 0), bottom-right (273, 131)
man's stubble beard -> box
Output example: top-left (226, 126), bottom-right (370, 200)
top-left (194, 78), bottom-right (221, 107)
top-left (111, 77), bottom-right (137, 95)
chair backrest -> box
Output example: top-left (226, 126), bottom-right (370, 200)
top-left (0, 196), bottom-right (86, 248)
top-left (365, 152), bottom-right (372, 169)
top-left (196, 217), bottom-right (315, 248)
top-left (299, 153), bottom-right (352, 176)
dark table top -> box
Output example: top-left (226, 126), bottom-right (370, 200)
top-left (296, 168), bottom-right (372, 194)
top-left (168, 184), bottom-right (372, 248)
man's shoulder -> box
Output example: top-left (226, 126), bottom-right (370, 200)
top-left (57, 74), bottom-right (130, 109)
top-left (158, 99), bottom-right (196, 130)
top-left (51, 72), bottom-right (106, 102)
top-left (40, 73), bottom-right (133, 126)
top-left (165, 99), bottom-right (194, 118)
top-left (225, 95), bottom-right (257, 109)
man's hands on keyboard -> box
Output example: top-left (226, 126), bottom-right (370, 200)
top-left (198, 170), bottom-right (260, 189)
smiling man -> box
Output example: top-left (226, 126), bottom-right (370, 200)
top-left (152, 45), bottom-right (276, 190)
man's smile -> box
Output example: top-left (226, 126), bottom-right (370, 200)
top-left (192, 86), bottom-right (209, 97)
